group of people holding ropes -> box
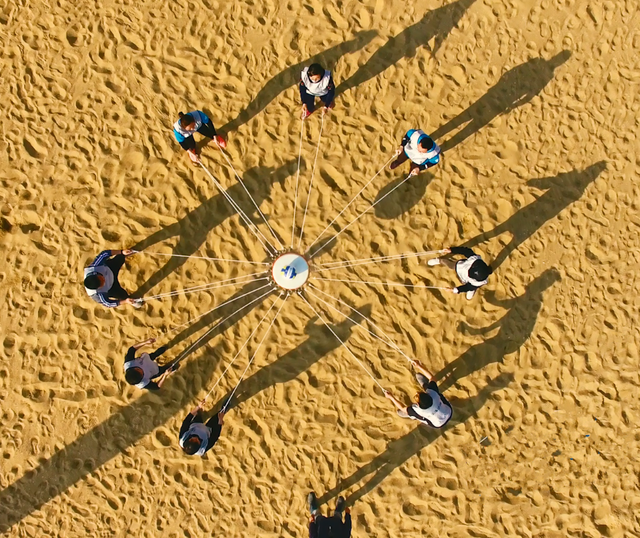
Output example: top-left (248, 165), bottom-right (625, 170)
top-left (82, 62), bottom-right (494, 537)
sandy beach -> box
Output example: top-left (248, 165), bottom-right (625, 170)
top-left (1, 0), bottom-right (639, 536)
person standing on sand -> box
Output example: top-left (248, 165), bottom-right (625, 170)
top-left (300, 63), bottom-right (336, 119)
top-left (428, 246), bottom-right (493, 300)
top-left (179, 401), bottom-right (225, 456)
top-left (384, 359), bottom-right (453, 429)
top-left (124, 337), bottom-right (178, 390)
top-left (173, 110), bottom-right (226, 165)
top-left (389, 129), bottom-right (441, 175)
top-left (84, 249), bottom-right (141, 308)
top-left (307, 492), bottom-right (351, 538)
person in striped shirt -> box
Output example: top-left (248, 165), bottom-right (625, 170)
top-left (173, 110), bottom-right (226, 165)
top-left (84, 249), bottom-right (141, 308)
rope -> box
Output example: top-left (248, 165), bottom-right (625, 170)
top-left (221, 295), bottom-right (288, 411)
top-left (312, 277), bottom-right (451, 290)
top-left (143, 273), bottom-right (268, 301)
top-left (216, 141), bottom-right (284, 250)
top-left (314, 249), bottom-right (447, 272)
top-left (200, 162), bottom-right (276, 256)
top-left (167, 286), bottom-right (275, 368)
top-left (135, 250), bottom-right (270, 266)
top-left (156, 283), bottom-right (273, 338)
top-left (297, 114), bottom-right (324, 250)
top-left (298, 293), bottom-right (385, 392)
top-left (305, 154), bottom-right (395, 254)
top-left (291, 116), bottom-right (305, 247)
top-left (309, 172), bottom-right (413, 259)
top-left (307, 285), bottom-right (414, 363)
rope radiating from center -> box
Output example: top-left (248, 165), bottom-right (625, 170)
top-left (291, 117), bottom-right (305, 248)
top-left (297, 114), bottom-right (324, 250)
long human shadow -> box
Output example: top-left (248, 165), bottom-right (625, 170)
top-left (432, 51), bottom-right (571, 151)
top-left (217, 31), bottom-right (376, 135)
top-left (462, 162), bottom-right (606, 269)
top-left (218, 304), bottom-right (372, 411)
top-left (131, 160), bottom-right (299, 297)
top-left (0, 349), bottom-right (221, 533)
top-left (373, 171), bottom-right (435, 219)
top-left (436, 268), bottom-right (560, 391)
top-left (317, 371), bottom-right (513, 506)
top-left (336, 0), bottom-right (476, 95)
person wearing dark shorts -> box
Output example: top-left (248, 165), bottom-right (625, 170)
top-left (172, 110), bottom-right (227, 165)
top-left (179, 401), bottom-right (225, 457)
top-left (307, 492), bottom-right (351, 538)
top-left (428, 246), bottom-right (493, 300)
top-left (84, 249), bottom-right (140, 308)
top-left (385, 359), bottom-right (453, 428)
top-left (124, 337), bottom-right (177, 390)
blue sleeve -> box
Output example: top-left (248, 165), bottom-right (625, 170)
top-left (401, 130), bottom-right (416, 147)
top-left (195, 110), bottom-right (210, 124)
top-left (173, 128), bottom-right (186, 143)
top-left (299, 80), bottom-right (309, 100)
top-left (324, 76), bottom-right (335, 103)
top-left (90, 250), bottom-right (112, 267)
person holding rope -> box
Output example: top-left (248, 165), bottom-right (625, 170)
top-left (300, 63), bottom-right (335, 119)
top-left (179, 400), bottom-right (226, 456)
top-left (389, 129), bottom-right (441, 176)
top-left (124, 337), bottom-right (177, 390)
top-left (428, 246), bottom-right (493, 300)
top-left (384, 359), bottom-right (453, 429)
top-left (307, 492), bottom-right (351, 538)
top-left (84, 249), bottom-right (141, 308)
top-left (173, 110), bottom-right (226, 165)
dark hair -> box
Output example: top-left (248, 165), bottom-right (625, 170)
top-left (179, 112), bottom-right (195, 128)
top-left (469, 260), bottom-right (493, 282)
top-left (84, 273), bottom-right (102, 290)
top-left (307, 63), bottom-right (325, 78)
top-left (419, 136), bottom-right (435, 151)
top-left (182, 436), bottom-right (202, 455)
top-left (418, 392), bottom-right (433, 409)
top-left (125, 367), bottom-right (144, 385)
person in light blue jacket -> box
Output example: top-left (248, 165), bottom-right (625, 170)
top-left (173, 110), bottom-right (226, 164)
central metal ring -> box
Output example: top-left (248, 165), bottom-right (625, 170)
top-left (271, 252), bottom-right (310, 290)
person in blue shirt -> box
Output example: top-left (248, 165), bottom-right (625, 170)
top-left (299, 63), bottom-right (335, 119)
top-left (173, 110), bottom-right (226, 165)
top-left (390, 129), bottom-right (441, 176)
top-left (84, 249), bottom-right (141, 308)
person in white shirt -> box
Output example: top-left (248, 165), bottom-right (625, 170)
top-left (428, 246), bottom-right (493, 300)
top-left (299, 63), bottom-right (335, 119)
top-left (389, 129), bottom-right (441, 176)
top-left (384, 359), bottom-right (453, 429)
top-left (124, 338), bottom-right (177, 390)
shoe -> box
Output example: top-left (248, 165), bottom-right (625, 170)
top-left (302, 108), bottom-right (313, 119)
top-left (466, 290), bottom-right (476, 300)
top-left (215, 135), bottom-right (227, 149)
top-left (307, 492), bottom-right (319, 515)
top-left (334, 496), bottom-right (346, 516)
top-left (427, 258), bottom-right (440, 266)
top-left (131, 298), bottom-right (144, 309)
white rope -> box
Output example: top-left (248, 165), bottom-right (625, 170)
top-left (309, 172), bottom-right (413, 259)
top-left (216, 141), bottom-right (284, 250)
top-left (314, 249), bottom-right (447, 272)
top-left (143, 273), bottom-right (268, 301)
top-left (305, 155), bottom-right (395, 253)
top-left (200, 162), bottom-right (276, 256)
top-left (298, 293), bottom-right (385, 391)
top-left (307, 284), bottom-right (414, 363)
top-left (136, 250), bottom-right (270, 266)
top-left (158, 283), bottom-right (273, 338)
top-left (297, 114), bottom-right (324, 250)
top-left (291, 117), bottom-right (305, 247)
top-left (168, 287), bottom-right (275, 367)
top-left (221, 295), bottom-right (288, 411)
top-left (312, 276), bottom-right (450, 291)
top-left (201, 297), bottom-right (280, 403)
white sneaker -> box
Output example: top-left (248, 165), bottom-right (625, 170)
top-left (466, 290), bottom-right (476, 300)
top-left (427, 258), bottom-right (440, 266)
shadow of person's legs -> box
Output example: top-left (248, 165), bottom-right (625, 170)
top-left (373, 171), bottom-right (435, 219)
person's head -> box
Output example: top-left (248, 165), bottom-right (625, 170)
top-left (179, 112), bottom-right (195, 129)
top-left (469, 260), bottom-right (493, 282)
top-left (84, 272), bottom-right (105, 290)
top-left (182, 435), bottom-right (202, 455)
top-left (125, 367), bottom-right (144, 386)
top-left (307, 63), bottom-right (325, 82)
top-left (418, 136), bottom-right (435, 153)
top-left (415, 391), bottom-right (433, 409)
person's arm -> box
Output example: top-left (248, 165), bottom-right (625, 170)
top-left (149, 345), bottom-right (166, 360)
top-left (449, 246), bottom-right (475, 258)
top-left (145, 381), bottom-right (161, 391)
top-left (173, 128), bottom-right (186, 143)
top-left (90, 250), bottom-right (113, 267)
top-left (195, 110), bottom-right (210, 124)
top-left (179, 412), bottom-right (197, 437)
top-left (204, 413), bottom-right (224, 452)
top-left (401, 129), bottom-right (415, 147)
top-left (383, 390), bottom-right (407, 412)
top-left (453, 282), bottom-right (478, 294)
top-left (324, 76), bottom-right (335, 104)
top-left (299, 80), bottom-right (310, 100)
top-left (131, 338), bottom-right (156, 352)
top-left (125, 346), bottom-right (137, 363)
top-left (94, 293), bottom-right (121, 308)
top-left (409, 359), bottom-right (434, 381)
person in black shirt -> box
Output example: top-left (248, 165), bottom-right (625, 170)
top-left (179, 401), bottom-right (225, 456)
top-left (307, 492), bottom-right (351, 538)
top-left (428, 246), bottom-right (493, 299)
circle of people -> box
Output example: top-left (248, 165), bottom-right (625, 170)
top-left (82, 62), bottom-right (494, 535)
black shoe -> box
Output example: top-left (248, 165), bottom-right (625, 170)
top-left (308, 492), bottom-right (318, 515)
top-left (334, 496), bottom-right (345, 516)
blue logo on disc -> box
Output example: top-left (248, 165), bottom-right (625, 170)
top-left (281, 266), bottom-right (297, 279)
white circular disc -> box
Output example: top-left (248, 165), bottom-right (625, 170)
top-left (272, 253), bottom-right (309, 290)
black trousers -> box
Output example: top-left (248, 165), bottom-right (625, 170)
top-left (179, 121), bottom-right (217, 151)
top-left (104, 254), bottom-right (129, 299)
